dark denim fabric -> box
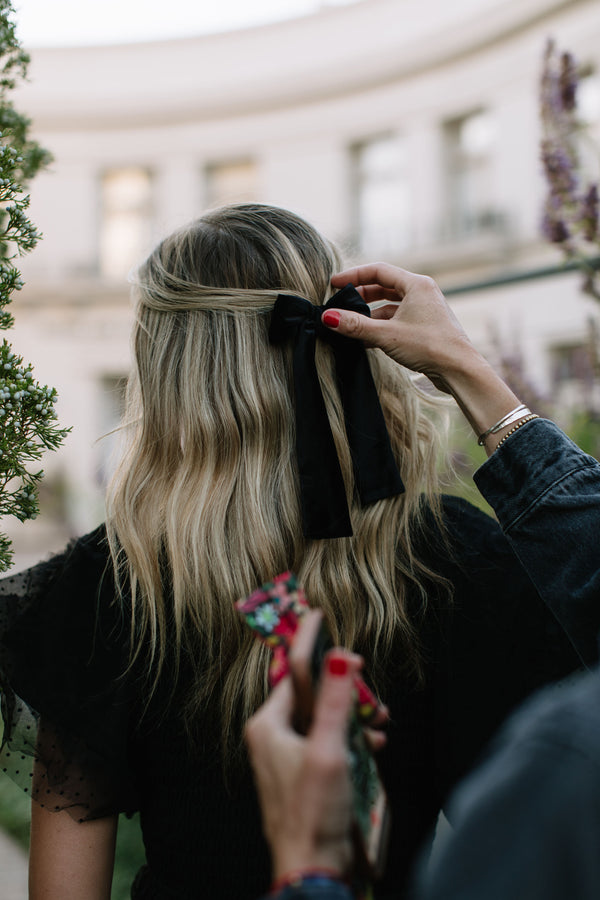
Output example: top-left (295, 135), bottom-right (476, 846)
top-left (420, 663), bottom-right (600, 900)
top-left (474, 418), bottom-right (600, 663)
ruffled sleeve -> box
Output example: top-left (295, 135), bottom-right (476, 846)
top-left (0, 526), bottom-right (139, 822)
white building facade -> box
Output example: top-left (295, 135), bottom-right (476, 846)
top-left (5, 0), bottom-right (600, 564)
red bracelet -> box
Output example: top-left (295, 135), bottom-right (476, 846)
top-left (270, 868), bottom-right (346, 894)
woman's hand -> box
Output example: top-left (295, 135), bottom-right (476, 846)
top-left (329, 263), bottom-right (480, 393)
top-left (245, 613), bottom-right (362, 882)
top-left (328, 263), bottom-right (525, 454)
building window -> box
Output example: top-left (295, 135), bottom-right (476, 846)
top-left (549, 338), bottom-right (600, 417)
top-left (205, 159), bottom-right (258, 208)
top-left (99, 167), bottom-right (153, 280)
top-left (444, 110), bottom-right (499, 239)
top-left (578, 71), bottom-right (600, 126)
top-left (352, 134), bottom-right (410, 256)
top-left (551, 342), bottom-right (595, 389)
top-left (577, 71), bottom-right (600, 180)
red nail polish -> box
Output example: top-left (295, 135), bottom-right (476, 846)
top-left (326, 654), bottom-right (349, 676)
top-left (322, 310), bottom-right (341, 328)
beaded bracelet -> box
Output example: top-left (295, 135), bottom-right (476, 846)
top-left (494, 413), bottom-right (539, 450)
top-left (270, 868), bottom-right (347, 895)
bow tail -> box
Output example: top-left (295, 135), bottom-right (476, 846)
top-left (334, 344), bottom-right (405, 505)
top-left (292, 332), bottom-right (353, 539)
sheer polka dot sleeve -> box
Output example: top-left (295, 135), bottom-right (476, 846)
top-left (0, 526), bottom-right (139, 821)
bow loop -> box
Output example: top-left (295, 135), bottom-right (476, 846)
top-left (323, 283), bottom-right (372, 316)
top-left (269, 294), bottom-right (320, 341)
top-left (269, 284), bottom-right (404, 539)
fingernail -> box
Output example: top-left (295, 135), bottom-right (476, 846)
top-left (322, 310), bottom-right (341, 328)
top-left (326, 653), bottom-right (349, 676)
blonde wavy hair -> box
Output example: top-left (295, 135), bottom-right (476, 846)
top-left (106, 203), bottom-right (449, 757)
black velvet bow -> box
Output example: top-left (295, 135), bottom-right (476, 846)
top-left (269, 284), bottom-right (404, 539)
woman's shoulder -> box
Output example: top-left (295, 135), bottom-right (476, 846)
top-left (32, 521), bottom-right (110, 576)
top-left (423, 493), bottom-right (580, 670)
top-left (0, 524), bottom-right (122, 675)
top-left (0, 523), bottom-right (111, 603)
top-left (438, 493), bottom-right (497, 534)
top-left (424, 493), bottom-right (517, 578)
top-left (417, 492), bottom-right (570, 651)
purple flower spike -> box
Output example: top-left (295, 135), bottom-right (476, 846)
top-left (579, 184), bottom-right (599, 242)
top-left (541, 141), bottom-right (578, 198)
top-left (540, 39), bottom-right (600, 302)
top-left (542, 209), bottom-right (570, 244)
top-left (560, 52), bottom-right (578, 112)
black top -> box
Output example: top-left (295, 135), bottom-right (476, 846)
top-left (0, 496), bottom-right (582, 899)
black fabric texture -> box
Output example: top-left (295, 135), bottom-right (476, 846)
top-left (0, 499), bottom-right (583, 899)
top-left (269, 285), bottom-right (404, 538)
top-left (0, 526), bottom-right (139, 822)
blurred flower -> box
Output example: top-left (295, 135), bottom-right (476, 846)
top-left (540, 141), bottom-right (578, 199)
top-left (254, 603), bottom-right (280, 633)
top-left (488, 324), bottom-right (552, 420)
top-left (540, 40), bottom-right (600, 287)
top-left (541, 188), bottom-right (574, 251)
top-left (538, 42), bottom-right (600, 440)
top-left (542, 210), bottom-right (570, 244)
top-left (579, 184), bottom-right (599, 243)
top-left (559, 52), bottom-right (578, 112)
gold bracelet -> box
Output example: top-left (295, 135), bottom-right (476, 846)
top-left (495, 414), bottom-right (539, 450)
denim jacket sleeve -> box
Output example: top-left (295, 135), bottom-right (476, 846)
top-left (473, 418), bottom-right (600, 664)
